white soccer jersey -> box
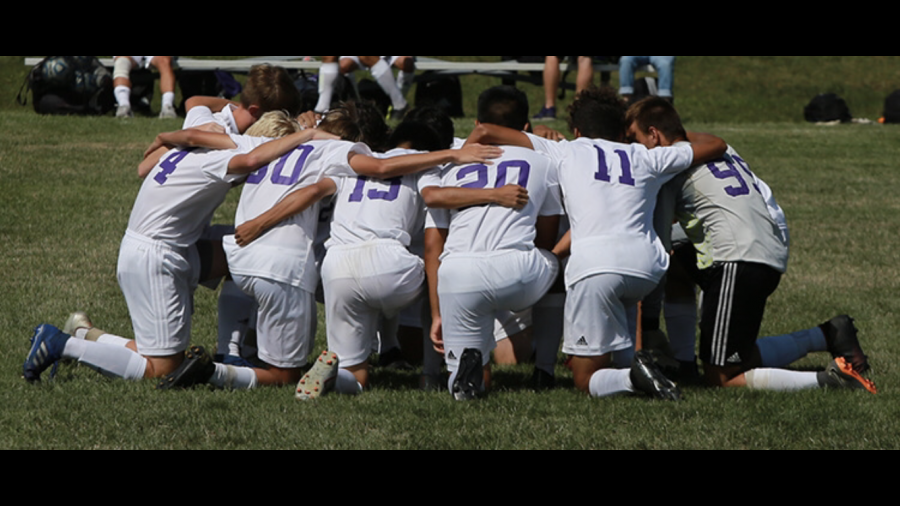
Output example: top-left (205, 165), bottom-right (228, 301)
top-left (223, 140), bottom-right (372, 293)
top-left (432, 145), bottom-right (563, 258)
top-left (326, 148), bottom-right (434, 249)
top-left (183, 104), bottom-right (240, 134)
top-left (529, 134), bottom-right (695, 287)
top-left (127, 134), bottom-right (268, 248)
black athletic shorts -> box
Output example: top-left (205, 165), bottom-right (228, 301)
top-left (695, 262), bottom-right (782, 368)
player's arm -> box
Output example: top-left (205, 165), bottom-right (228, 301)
top-left (424, 226), bottom-right (449, 354)
top-left (185, 96), bottom-right (235, 114)
top-left (551, 230), bottom-right (571, 260)
top-left (535, 215), bottom-right (562, 252)
top-left (420, 185), bottom-right (529, 210)
top-left (234, 179), bottom-right (338, 247)
top-left (139, 129), bottom-right (239, 178)
top-left (227, 129), bottom-right (338, 175)
top-left (466, 123), bottom-right (536, 150)
top-left (686, 131), bottom-right (728, 165)
top-left (348, 144), bottom-right (503, 179)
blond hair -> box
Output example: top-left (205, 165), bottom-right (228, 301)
top-left (245, 110), bottom-right (303, 138)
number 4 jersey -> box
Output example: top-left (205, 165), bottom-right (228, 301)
top-left (127, 134), bottom-right (269, 248)
top-left (673, 144), bottom-right (789, 274)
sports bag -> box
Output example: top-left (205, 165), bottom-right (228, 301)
top-left (18, 56), bottom-right (114, 116)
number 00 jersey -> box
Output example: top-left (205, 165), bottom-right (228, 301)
top-left (674, 144), bottom-right (789, 273)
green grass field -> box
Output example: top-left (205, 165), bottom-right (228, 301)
top-left (2, 56), bottom-right (899, 449)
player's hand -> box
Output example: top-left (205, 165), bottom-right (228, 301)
top-left (234, 220), bottom-right (265, 247)
top-left (430, 316), bottom-right (445, 354)
top-left (143, 135), bottom-right (169, 160)
top-left (492, 184), bottom-right (529, 210)
top-left (296, 111), bottom-right (322, 130)
top-left (453, 143), bottom-right (503, 165)
top-left (532, 125), bottom-right (566, 142)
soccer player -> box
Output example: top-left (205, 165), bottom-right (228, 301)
top-left (112, 56), bottom-right (178, 119)
top-left (340, 56), bottom-right (416, 119)
top-left (23, 112), bottom-right (318, 384)
top-left (425, 86), bottom-right (565, 400)
top-left (468, 87), bottom-right (729, 401)
top-left (153, 102), bottom-right (504, 394)
top-left (626, 97), bottom-right (876, 394)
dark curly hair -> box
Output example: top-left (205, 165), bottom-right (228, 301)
top-left (567, 86), bottom-right (627, 142)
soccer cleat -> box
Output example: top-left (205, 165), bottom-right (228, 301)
top-left (116, 105), bottom-right (134, 118)
top-left (156, 346), bottom-right (215, 390)
top-left (23, 325), bottom-right (70, 383)
top-left (821, 315), bottom-right (870, 374)
top-left (159, 104), bottom-right (178, 120)
top-left (820, 357), bottom-right (878, 395)
top-left (295, 351), bottom-right (339, 401)
top-left (530, 367), bottom-right (556, 392)
top-left (452, 348), bottom-right (484, 401)
top-left (630, 350), bottom-right (683, 401)
top-left (62, 311), bottom-right (93, 336)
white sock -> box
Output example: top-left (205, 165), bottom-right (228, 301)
top-left (588, 368), bottom-right (634, 398)
top-left (97, 333), bottom-right (131, 348)
top-left (114, 85), bottom-right (131, 108)
top-left (62, 339), bottom-right (146, 381)
top-left (757, 327), bottom-right (828, 368)
top-left (335, 369), bottom-right (363, 395)
top-left (315, 62), bottom-right (339, 113)
top-left (371, 59), bottom-right (407, 110)
top-left (664, 301), bottom-right (698, 362)
top-left (744, 368), bottom-right (821, 391)
top-left (217, 280), bottom-right (255, 357)
top-left (209, 363), bottom-right (258, 390)
top-left (162, 92), bottom-right (175, 108)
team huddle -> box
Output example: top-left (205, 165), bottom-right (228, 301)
top-left (23, 63), bottom-right (878, 402)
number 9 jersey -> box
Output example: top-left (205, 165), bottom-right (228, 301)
top-left (673, 144), bottom-right (789, 274)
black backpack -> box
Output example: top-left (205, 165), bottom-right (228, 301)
top-left (18, 56), bottom-right (114, 116)
top-left (804, 93), bottom-right (852, 123)
top-left (883, 90), bottom-right (900, 124)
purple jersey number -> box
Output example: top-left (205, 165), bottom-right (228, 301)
top-left (593, 146), bottom-right (635, 186)
top-left (247, 145), bottom-right (315, 186)
top-left (154, 149), bottom-right (195, 185)
top-left (456, 160), bottom-right (532, 189)
top-left (707, 155), bottom-right (761, 197)
top-left (348, 176), bottom-right (402, 202)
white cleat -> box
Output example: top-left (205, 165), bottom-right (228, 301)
top-left (62, 311), bottom-right (93, 336)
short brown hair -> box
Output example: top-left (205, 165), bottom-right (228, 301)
top-left (241, 64), bottom-right (303, 116)
top-left (626, 97), bottom-right (687, 141)
top-left (318, 101), bottom-right (390, 152)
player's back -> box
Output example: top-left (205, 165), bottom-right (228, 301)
top-left (326, 148), bottom-right (429, 249)
top-left (440, 146), bottom-right (562, 257)
top-left (128, 135), bottom-right (265, 248)
top-left (551, 137), bottom-right (695, 285)
top-left (676, 145), bottom-right (789, 273)
top-left (224, 139), bottom-right (370, 291)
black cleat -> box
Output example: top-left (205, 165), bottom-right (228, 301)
top-left (157, 346), bottom-right (215, 390)
top-left (530, 367), bottom-right (556, 392)
top-left (630, 350), bottom-right (683, 401)
top-left (452, 349), bottom-right (484, 401)
top-left (821, 315), bottom-right (870, 374)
